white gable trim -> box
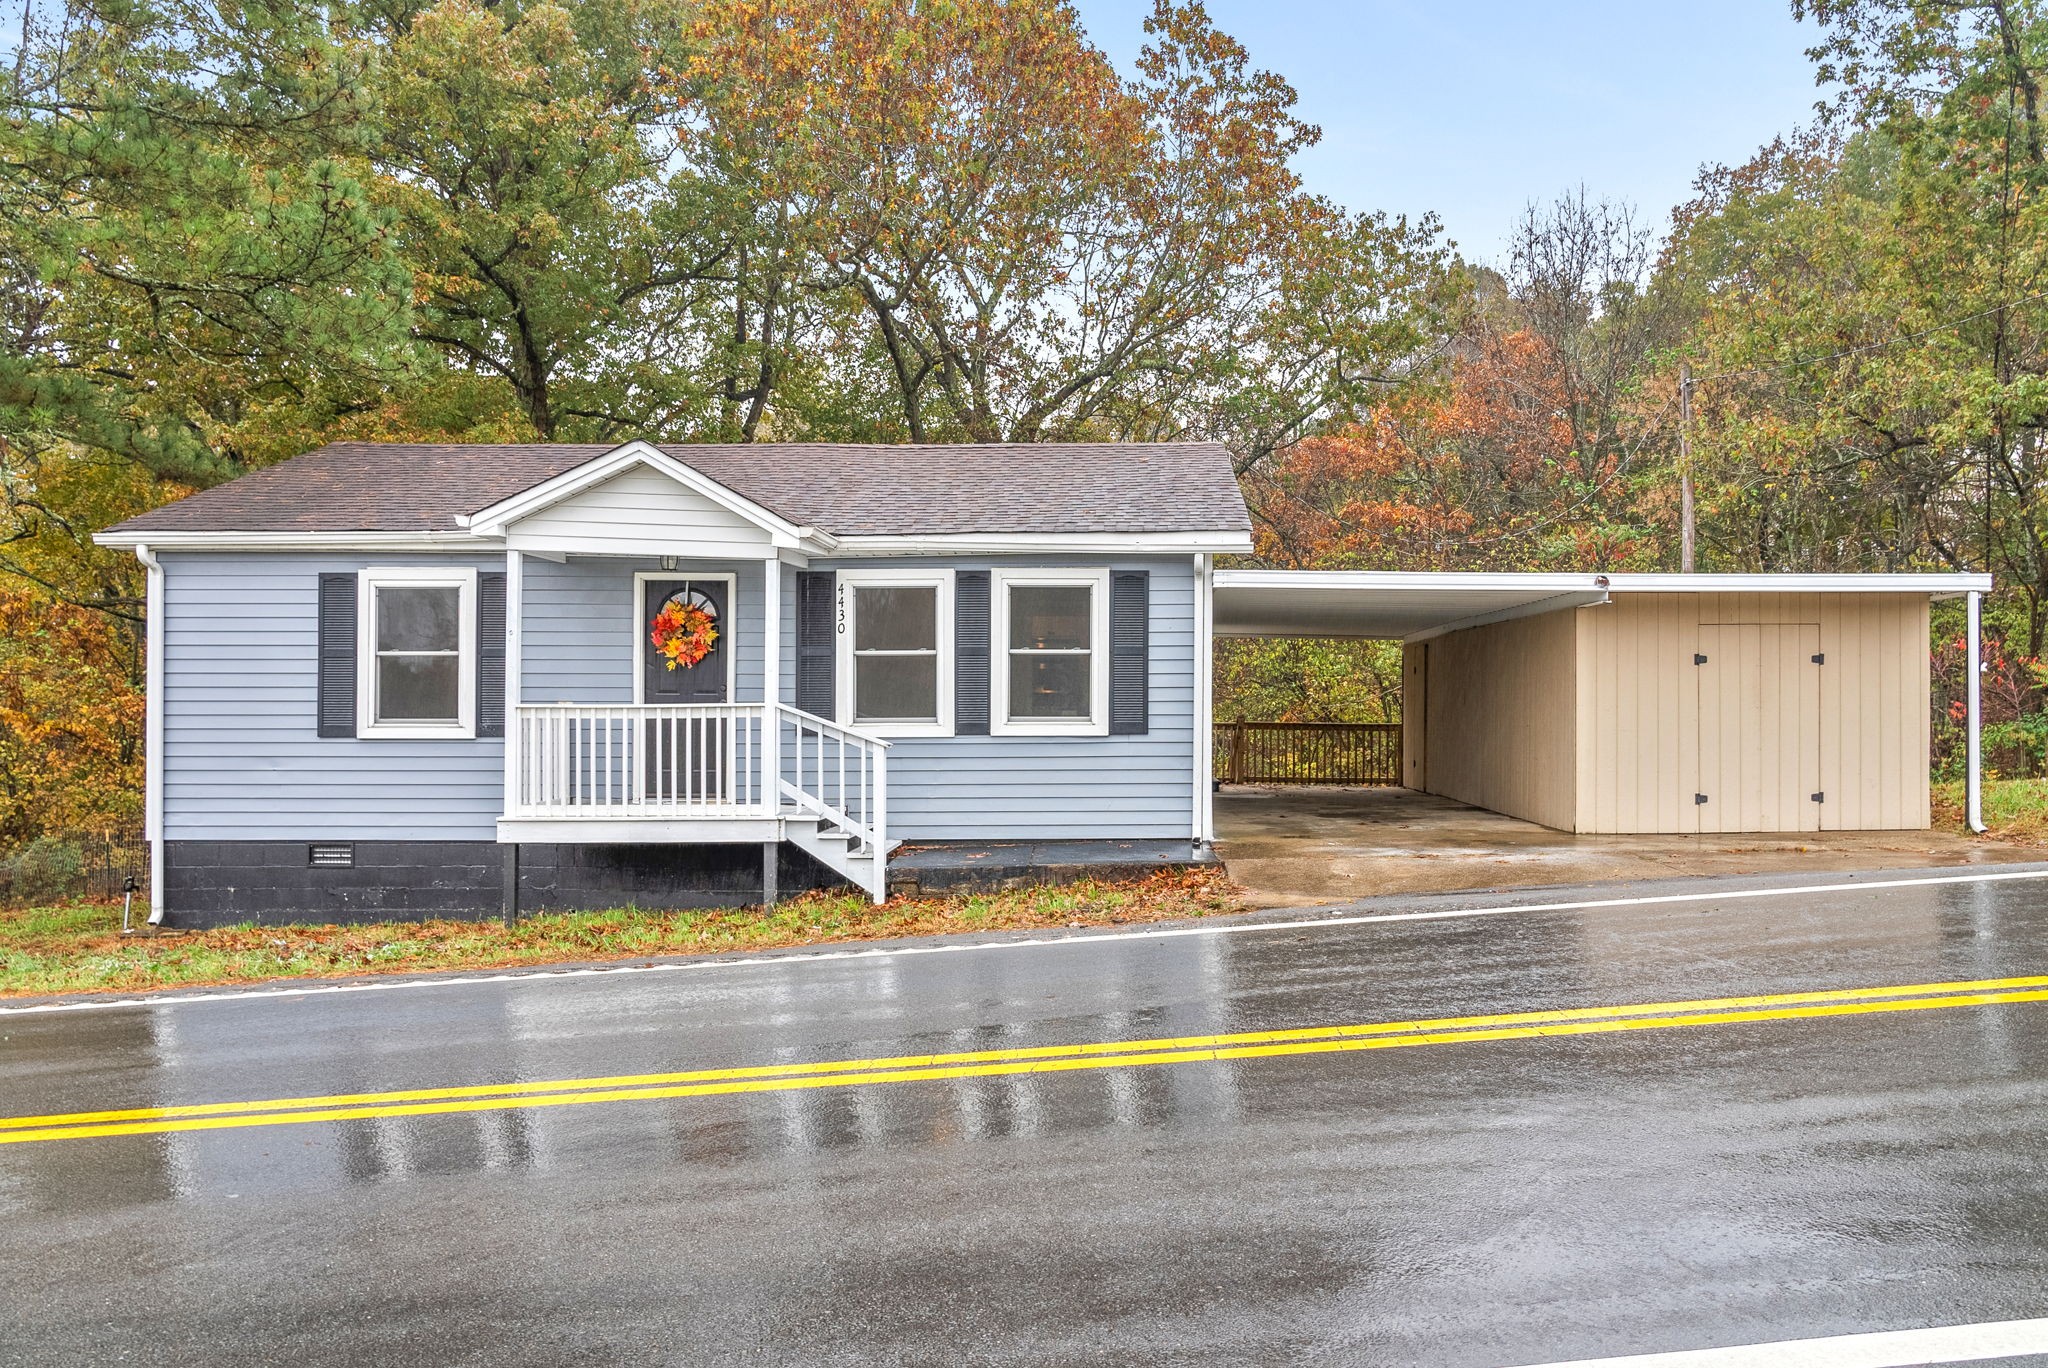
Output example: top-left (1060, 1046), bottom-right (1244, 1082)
top-left (463, 441), bottom-right (823, 550)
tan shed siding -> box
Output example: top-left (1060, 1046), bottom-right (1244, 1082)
top-left (1574, 593), bottom-right (1930, 833)
top-left (1420, 610), bottom-right (1577, 830)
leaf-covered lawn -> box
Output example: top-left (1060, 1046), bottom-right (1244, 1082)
top-left (1933, 777), bottom-right (2048, 843)
top-left (0, 869), bottom-right (1241, 999)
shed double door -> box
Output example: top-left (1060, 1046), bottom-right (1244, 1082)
top-left (1694, 624), bottom-right (1822, 834)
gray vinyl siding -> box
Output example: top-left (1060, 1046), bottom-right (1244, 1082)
top-left (795, 555), bottom-right (1197, 842)
top-left (162, 548), bottom-right (1193, 846)
top-left (520, 556), bottom-right (765, 704)
top-left (160, 551), bottom-right (508, 841)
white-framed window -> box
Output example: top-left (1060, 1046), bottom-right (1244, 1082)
top-left (992, 568), bottom-right (1109, 736)
top-left (837, 569), bottom-right (953, 737)
top-left (357, 567), bottom-right (477, 738)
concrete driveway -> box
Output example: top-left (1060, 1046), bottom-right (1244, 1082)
top-left (1215, 783), bottom-right (2045, 907)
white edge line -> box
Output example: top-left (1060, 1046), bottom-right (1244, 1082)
top-left (8, 866), bottom-right (2048, 1017)
top-left (1502, 1315), bottom-right (2048, 1368)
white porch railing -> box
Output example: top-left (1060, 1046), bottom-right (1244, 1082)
top-left (509, 703), bottom-right (892, 860)
top-left (514, 703), bottom-right (769, 816)
top-left (776, 703), bottom-right (890, 854)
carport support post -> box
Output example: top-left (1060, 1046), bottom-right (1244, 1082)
top-left (1967, 589), bottom-right (1985, 834)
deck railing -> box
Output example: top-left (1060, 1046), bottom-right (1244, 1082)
top-left (514, 703), bottom-right (768, 815)
top-left (1214, 721), bottom-right (1403, 786)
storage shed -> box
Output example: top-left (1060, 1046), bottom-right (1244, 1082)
top-left (1208, 572), bottom-right (1991, 836)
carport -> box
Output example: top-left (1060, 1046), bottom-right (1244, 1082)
top-left (1207, 571), bottom-right (1992, 837)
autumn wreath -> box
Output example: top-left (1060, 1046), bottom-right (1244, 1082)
top-left (650, 597), bottom-right (718, 670)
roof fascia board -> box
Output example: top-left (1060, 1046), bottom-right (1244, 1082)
top-left (831, 531), bottom-right (1253, 556)
top-left (463, 440), bottom-right (824, 550)
top-left (1213, 570), bottom-right (1606, 593)
top-left (1602, 572), bottom-right (1994, 597)
top-left (1402, 589), bottom-right (1612, 644)
top-left (1214, 569), bottom-right (1995, 599)
top-left (93, 529), bottom-right (488, 551)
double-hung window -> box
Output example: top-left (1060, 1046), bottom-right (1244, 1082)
top-left (992, 568), bottom-right (1108, 736)
top-left (837, 570), bottom-right (953, 737)
top-left (358, 567), bottom-right (477, 738)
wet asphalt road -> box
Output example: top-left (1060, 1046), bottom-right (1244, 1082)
top-left (7, 867), bottom-right (2048, 1367)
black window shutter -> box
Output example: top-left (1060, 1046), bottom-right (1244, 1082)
top-left (955, 571), bottom-right (991, 735)
top-left (796, 570), bottom-right (836, 717)
top-left (1108, 571), bottom-right (1149, 736)
top-left (316, 573), bottom-right (358, 738)
top-left (476, 571), bottom-right (507, 738)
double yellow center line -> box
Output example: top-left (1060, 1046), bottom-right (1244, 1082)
top-left (6, 973), bottom-right (2046, 1146)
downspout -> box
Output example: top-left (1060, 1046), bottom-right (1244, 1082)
top-left (135, 544), bottom-right (166, 923)
top-left (1194, 552), bottom-right (1214, 848)
top-left (1967, 589), bottom-right (1986, 834)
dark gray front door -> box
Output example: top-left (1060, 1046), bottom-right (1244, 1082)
top-left (643, 578), bottom-right (729, 801)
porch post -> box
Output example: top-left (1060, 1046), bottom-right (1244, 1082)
top-left (503, 548), bottom-right (523, 918)
top-left (503, 549), bottom-right (523, 819)
top-left (762, 551), bottom-right (783, 903)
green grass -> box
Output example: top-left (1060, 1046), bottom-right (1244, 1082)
top-left (1933, 776), bottom-right (2048, 841)
top-left (0, 868), bottom-right (1241, 999)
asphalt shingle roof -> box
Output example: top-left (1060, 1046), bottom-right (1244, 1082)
top-left (107, 441), bottom-right (1251, 538)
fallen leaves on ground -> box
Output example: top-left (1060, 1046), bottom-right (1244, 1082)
top-left (0, 868), bottom-right (1243, 999)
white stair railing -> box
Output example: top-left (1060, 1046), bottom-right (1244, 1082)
top-left (775, 703), bottom-right (890, 857)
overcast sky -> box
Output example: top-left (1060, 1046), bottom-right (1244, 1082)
top-left (1071, 0), bottom-right (1830, 264)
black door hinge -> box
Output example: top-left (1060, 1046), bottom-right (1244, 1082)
top-left (1812, 653), bottom-right (1825, 664)
top-left (1812, 792), bottom-right (1825, 803)
top-left (1694, 653), bottom-right (1708, 665)
top-left (1694, 793), bottom-right (1709, 805)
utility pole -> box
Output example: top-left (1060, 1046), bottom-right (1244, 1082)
top-left (1678, 362), bottom-right (1696, 574)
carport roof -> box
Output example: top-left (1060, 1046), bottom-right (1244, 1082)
top-left (1210, 571), bottom-right (1995, 641)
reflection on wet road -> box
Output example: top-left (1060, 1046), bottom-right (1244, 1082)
top-left (5, 865), bottom-right (2048, 1366)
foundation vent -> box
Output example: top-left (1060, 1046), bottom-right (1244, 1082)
top-left (308, 843), bottom-right (356, 868)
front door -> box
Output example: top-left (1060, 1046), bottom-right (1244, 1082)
top-left (643, 579), bottom-right (730, 802)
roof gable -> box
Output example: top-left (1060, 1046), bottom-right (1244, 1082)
top-left (466, 441), bottom-right (808, 550)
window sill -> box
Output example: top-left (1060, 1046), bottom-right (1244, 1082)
top-left (851, 720), bottom-right (954, 739)
top-left (989, 719), bottom-right (1107, 738)
top-left (356, 723), bottom-right (478, 741)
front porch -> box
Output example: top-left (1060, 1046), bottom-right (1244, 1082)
top-left (496, 699), bottom-right (892, 899)
top-left (499, 700), bottom-right (892, 901)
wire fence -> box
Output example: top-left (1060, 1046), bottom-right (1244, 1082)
top-left (0, 833), bottom-right (149, 905)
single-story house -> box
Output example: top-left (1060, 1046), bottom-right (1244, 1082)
top-left (97, 440), bottom-right (1992, 926)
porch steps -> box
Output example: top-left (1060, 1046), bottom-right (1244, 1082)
top-left (783, 812), bottom-right (895, 902)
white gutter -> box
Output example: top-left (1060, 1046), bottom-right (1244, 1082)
top-left (135, 544), bottom-right (166, 923)
top-left (94, 530), bottom-right (485, 551)
top-left (1967, 589), bottom-right (1985, 834)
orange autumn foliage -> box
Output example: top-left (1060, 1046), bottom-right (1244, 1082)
top-left (0, 592), bottom-right (144, 842)
top-left (1250, 327), bottom-right (1650, 571)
